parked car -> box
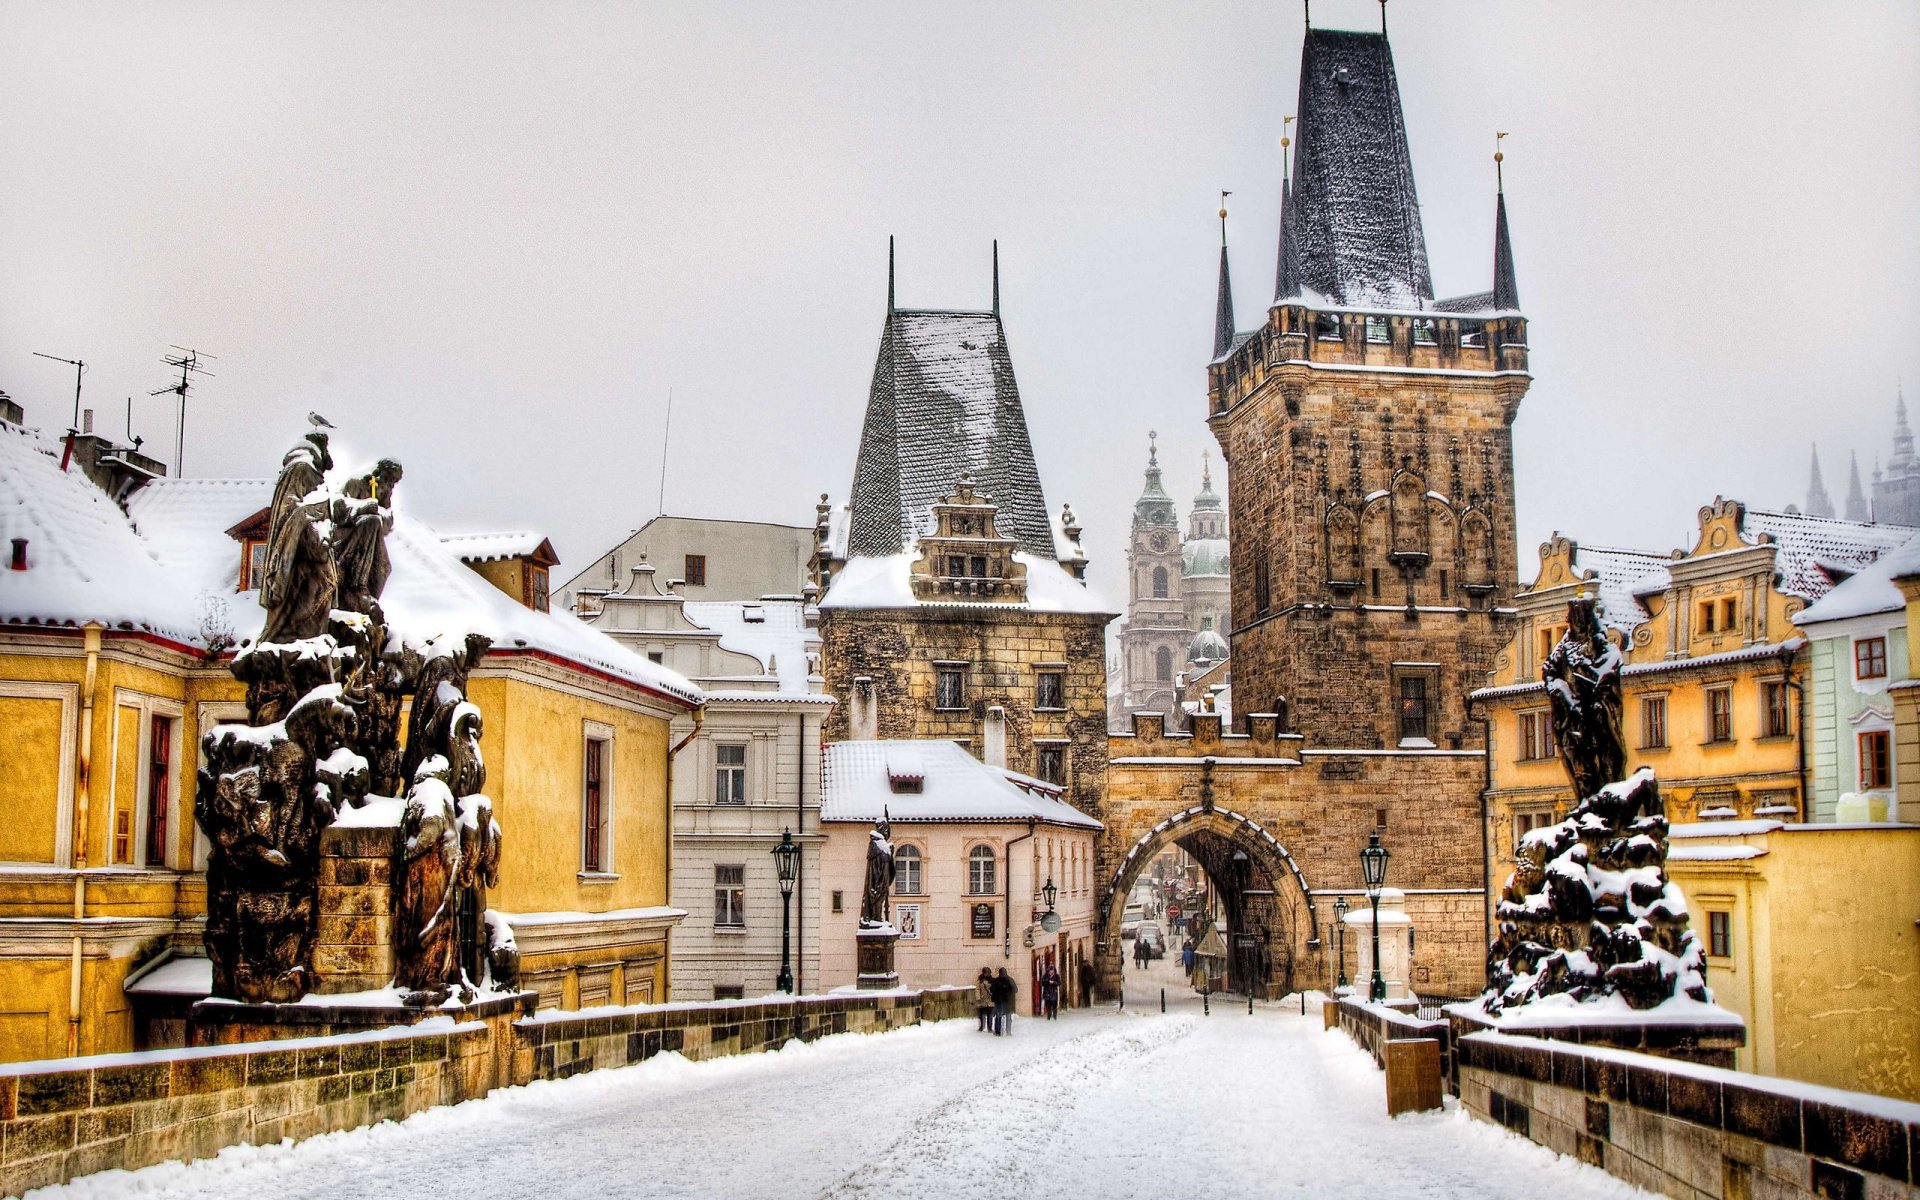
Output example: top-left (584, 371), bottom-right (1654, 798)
top-left (1136, 921), bottom-right (1167, 959)
top-left (1121, 904), bottom-right (1145, 939)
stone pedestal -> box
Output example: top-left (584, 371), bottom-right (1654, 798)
top-left (1346, 887), bottom-right (1414, 1001)
top-left (314, 821), bottom-right (401, 994)
top-left (856, 926), bottom-right (899, 990)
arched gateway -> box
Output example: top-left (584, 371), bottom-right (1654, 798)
top-left (1099, 803), bottom-right (1319, 1000)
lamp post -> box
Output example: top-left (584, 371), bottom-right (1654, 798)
top-left (1360, 831), bottom-right (1391, 1003)
top-left (1332, 895), bottom-right (1350, 991)
top-left (771, 828), bottom-right (800, 993)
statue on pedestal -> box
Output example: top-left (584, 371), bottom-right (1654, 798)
top-left (860, 811), bottom-right (895, 928)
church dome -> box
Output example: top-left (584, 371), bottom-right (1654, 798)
top-left (1182, 538), bottom-right (1229, 578)
top-left (1188, 628), bottom-right (1228, 664)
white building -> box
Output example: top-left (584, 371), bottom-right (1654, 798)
top-left (579, 561), bottom-right (830, 999)
top-left (559, 515), bottom-right (815, 614)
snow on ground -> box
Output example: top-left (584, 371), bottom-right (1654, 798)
top-left (34, 955), bottom-right (1654, 1200)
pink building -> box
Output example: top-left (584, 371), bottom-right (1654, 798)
top-left (819, 740), bottom-right (1101, 1014)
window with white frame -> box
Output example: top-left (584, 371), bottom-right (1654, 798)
top-left (715, 743), bottom-right (747, 804)
top-left (968, 844), bottom-right (997, 895)
top-left (714, 864), bottom-right (746, 927)
top-left (894, 844), bottom-right (923, 895)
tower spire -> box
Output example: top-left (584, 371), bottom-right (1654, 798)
top-left (991, 240), bottom-right (1000, 316)
top-left (1892, 384), bottom-right (1917, 476)
top-left (1274, 117), bottom-right (1296, 302)
top-left (1846, 451), bottom-right (1871, 522)
top-left (1805, 446), bottom-right (1835, 518)
top-left (887, 236), bottom-right (896, 313)
top-left (1214, 193), bottom-right (1236, 359)
top-left (1492, 133), bottom-right (1520, 312)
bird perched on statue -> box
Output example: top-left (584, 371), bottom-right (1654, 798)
top-left (308, 411), bottom-right (335, 429)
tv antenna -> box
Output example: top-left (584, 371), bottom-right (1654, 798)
top-left (151, 346), bottom-right (214, 477)
top-left (31, 352), bottom-right (86, 429)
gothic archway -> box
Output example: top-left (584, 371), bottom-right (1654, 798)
top-left (1098, 805), bottom-right (1320, 1000)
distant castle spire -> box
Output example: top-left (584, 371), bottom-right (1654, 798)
top-left (1890, 385), bottom-right (1916, 476)
top-left (1214, 195), bottom-right (1236, 359)
top-left (1805, 446), bottom-right (1835, 518)
top-left (1845, 451), bottom-right (1870, 522)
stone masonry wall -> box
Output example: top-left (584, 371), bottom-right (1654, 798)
top-left (1456, 1030), bottom-right (1920, 1200)
top-left (819, 606), bottom-right (1109, 818)
top-left (0, 987), bottom-right (973, 1195)
top-left (313, 824), bottom-right (397, 994)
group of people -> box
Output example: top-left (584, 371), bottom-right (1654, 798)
top-left (973, 960), bottom-right (1065, 1034)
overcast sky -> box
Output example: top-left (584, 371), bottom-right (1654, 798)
top-left (4, 1), bottom-right (1917, 610)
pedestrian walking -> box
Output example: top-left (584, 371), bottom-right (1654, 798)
top-left (1181, 938), bottom-right (1196, 976)
top-left (974, 967), bottom-right (994, 1031)
top-left (1077, 958), bottom-right (1094, 1008)
top-left (990, 967), bottom-right (1016, 1035)
top-left (1040, 962), bottom-right (1061, 1019)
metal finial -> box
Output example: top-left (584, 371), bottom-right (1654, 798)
top-left (1281, 116), bottom-right (1295, 185)
top-left (1218, 190), bottom-right (1232, 245)
top-left (887, 235), bottom-right (896, 312)
top-left (1148, 430), bottom-right (1158, 467)
top-left (1495, 131), bottom-right (1509, 192)
top-left (991, 239), bottom-right (1000, 316)
top-left (1379, 0), bottom-right (1388, 35)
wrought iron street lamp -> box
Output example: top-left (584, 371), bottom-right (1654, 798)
top-left (1332, 895), bottom-right (1350, 991)
top-left (771, 828), bottom-right (799, 993)
top-left (1360, 831), bottom-right (1391, 1002)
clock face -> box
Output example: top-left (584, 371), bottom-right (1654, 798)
top-left (1149, 533), bottom-right (1171, 553)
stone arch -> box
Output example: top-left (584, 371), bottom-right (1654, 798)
top-left (1151, 565), bottom-right (1169, 599)
top-left (1099, 805), bottom-right (1320, 998)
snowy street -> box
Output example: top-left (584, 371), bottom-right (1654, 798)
top-left (35, 959), bottom-right (1651, 1200)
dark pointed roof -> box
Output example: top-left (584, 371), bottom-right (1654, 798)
top-left (1493, 191), bottom-right (1520, 312)
top-left (1275, 28), bottom-right (1432, 308)
top-left (1213, 242), bottom-right (1236, 360)
top-left (846, 308), bottom-right (1056, 560)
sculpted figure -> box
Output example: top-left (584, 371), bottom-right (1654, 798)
top-left (1541, 595), bottom-right (1626, 800)
top-left (396, 764), bottom-right (461, 1003)
top-left (860, 811), bottom-right (896, 927)
top-left (331, 458), bottom-right (403, 615)
top-left (400, 633), bottom-right (492, 787)
top-left (258, 433), bottom-right (337, 648)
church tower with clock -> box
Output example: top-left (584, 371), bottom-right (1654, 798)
top-left (1117, 433), bottom-right (1202, 721)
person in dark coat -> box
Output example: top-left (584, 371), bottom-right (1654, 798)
top-left (974, 968), bottom-right (994, 1031)
top-left (1077, 958), bottom-right (1094, 1008)
top-left (990, 967), bottom-right (1017, 1035)
top-left (1040, 961), bottom-right (1061, 1019)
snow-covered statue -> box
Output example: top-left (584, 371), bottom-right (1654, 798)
top-left (860, 811), bottom-right (895, 928)
top-left (198, 427), bottom-right (516, 1006)
top-left (1482, 595), bottom-right (1710, 1015)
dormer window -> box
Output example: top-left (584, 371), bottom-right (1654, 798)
top-left (526, 565), bottom-right (550, 613)
top-left (241, 539), bottom-right (268, 591)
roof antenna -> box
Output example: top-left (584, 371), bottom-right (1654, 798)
top-left (887, 236), bottom-right (896, 313)
top-left (991, 240), bottom-right (1000, 316)
top-left (32, 351), bottom-right (85, 430)
top-left (656, 386), bottom-right (674, 518)
top-left (123, 396), bottom-right (144, 450)
top-left (151, 346), bottom-right (213, 477)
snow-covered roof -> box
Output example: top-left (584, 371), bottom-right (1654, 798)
top-left (1742, 508), bottom-right (1918, 602)
top-left (1, 427), bottom-right (702, 706)
top-left (1794, 531), bottom-right (1920, 626)
top-left (845, 310), bottom-right (1055, 560)
top-left (817, 548), bottom-right (1114, 616)
top-left (822, 740), bottom-right (1100, 830)
top-left (0, 421), bottom-right (210, 644)
top-left (439, 531), bottom-right (557, 565)
top-left (1568, 544), bottom-right (1672, 632)
top-left (683, 597), bottom-right (820, 696)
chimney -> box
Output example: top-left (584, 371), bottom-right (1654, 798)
top-left (983, 705), bottom-right (1007, 769)
top-left (850, 676), bottom-right (876, 740)
top-left (82, 408), bottom-right (93, 435)
top-left (9, 538), bottom-right (27, 571)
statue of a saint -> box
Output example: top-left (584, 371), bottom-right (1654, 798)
top-left (859, 812), bottom-right (895, 927)
top-left (258, 433), bottom-right (337, 647)
top-left (331, 459), bottom-right (403, 615)
top-left (1541, 594), bottom-right (1626, 799)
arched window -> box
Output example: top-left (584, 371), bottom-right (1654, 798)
top-left (894, 844), bottom-right (922, 895)
top-left (968, 844), bottom-right (998, 895)
top-left (1155, 646), bottom-right (1174, 681)
top-left (1152, 566), bottom-right (1169, 599)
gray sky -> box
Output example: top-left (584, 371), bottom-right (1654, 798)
top-left (4, 1), bottom-right (1917, 610)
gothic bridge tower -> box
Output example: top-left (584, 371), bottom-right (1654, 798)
top-left (1208, 26), bottom-right (1529, 751)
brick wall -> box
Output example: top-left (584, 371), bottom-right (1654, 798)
top-left (0, 987), bottom-right (973, 1195)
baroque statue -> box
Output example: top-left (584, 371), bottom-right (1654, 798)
top-left (196, 427), bottom-right (519, 1007)
top-left (860, 811), bottom-right (895, 928)
top-left (1481, 595), bottom-right (1709, 1015)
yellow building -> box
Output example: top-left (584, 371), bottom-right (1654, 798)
top-left (0, 409), bottom-right (702, 1064)
top-left (1474, 498), bottom-right (1920, 1097)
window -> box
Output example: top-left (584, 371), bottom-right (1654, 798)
top-left (1720, 597), bottom-right (1738, 631)
top-left (684, 554), bottom-right (707, 587)
top-left (241, 540), bottom-right (268, 591)
top-left (895, 845), bottom-right (923, 895)
top-left (527, 566), bottom-right (550, 613)
top-left (145, 714), bottom-right (174, 867)
top-left (1707, 688), bottom-right (1733, 743)
top-left (948, 555), bottom-right (966, 576)
top-left (715, 744), bottom-right (747, 804)
top-left (1397, 675), bottom-right (1430, 743)
top-left (1762, 682), bottom-right (1791, 738)
top-left (647, 650), bottom-right (664, 664)
top-left (970, 556), bottom-right (987, 578)
top-left (1860, 730), bottom-right (1892, 789)
top-left (831, 890), bottom-right (843, 914)
top-left (1537, 624), bottom-right (1568, 663)
top-left (582, 736), bottom-right (608, 872)
top-left (1037, 744), bottom-right (1066, 786)
top-left (1856, 637), bottom-right (1888, 680)
top-left (1154, 647), bottom-right (1173, 682)
top-left (1364, 315), bottom-right (1389, 344)
top-left (968, 845), bottom-right (998, 895)
top-left (1520, 710), bottom-right (1554, 761)
top-left (1152, 566), bottom-right (1169, 599)
top-left (1697, 600), bottom-right (1716, 634)
top-left (714, 865), bottom-right (745, 927)
top-left (1707, 911), bottom-right (1731, 959)
top-left (1253, 554), bottom-right (1271, 614)
top-left (935, 666), bottom-right (968, 710)
top-left (1641, 696), bottom-right (1668, 749)
top-left (1512, 810), bottom-right (1554, 850)
top-left (1035, 670), bottom-right (1065, 711)
top-left (713, 984), bottom-right (745, 1000)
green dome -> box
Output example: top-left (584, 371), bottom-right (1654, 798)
top-left (1182, 538), bottom-right (1229, 578)
top-left (1189, 628), bottom-right (1228, 664)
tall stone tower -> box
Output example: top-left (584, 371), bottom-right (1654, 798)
top-left (1208, 26), bottom-right (1529, 749)
top-left (1118, 434), bottom-right (1188, 718)
top-left (1872, 388), bottom-right (1920, 527)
